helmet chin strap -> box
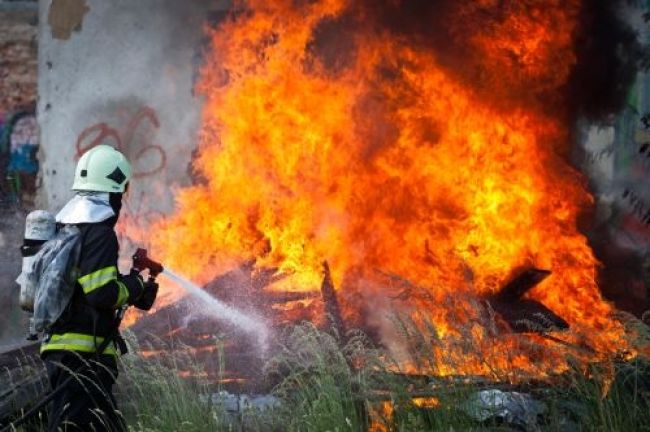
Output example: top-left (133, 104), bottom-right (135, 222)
top-left (108, 192), bottom-right (123, 226)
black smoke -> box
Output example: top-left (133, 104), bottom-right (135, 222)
top-left (305, 0), bottom-right (643, 122)
top-left (566, 0), bottom-right (644, 123)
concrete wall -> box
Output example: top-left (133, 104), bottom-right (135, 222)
top-left (37, 0), bottom-right (228, 218)
top-left (580, 4), bottom-right (650, 309)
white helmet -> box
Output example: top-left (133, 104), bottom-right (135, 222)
top-left (72, 145), bottom-right (132, 193)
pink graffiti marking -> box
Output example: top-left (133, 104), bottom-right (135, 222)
top-left (75, 107), bottom-right (167, 178)
top-left (75, 123), bottom-right (122, 157)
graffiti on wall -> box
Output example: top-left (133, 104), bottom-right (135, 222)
top-left (0, 110), bottom-right (39, 204)
top-left (9, 113), bottom-right (39, 173)
top-left (75, 106), bottom-right (171, 252)
top-left (577, 7), bottom-right (650, 306)
top-left (75, 106), bottom-right (167, 178)
top-left (611, 95), bottom-right (650, 247)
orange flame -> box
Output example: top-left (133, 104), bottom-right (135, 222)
top-left (152, 0), bottom-right (628, 376)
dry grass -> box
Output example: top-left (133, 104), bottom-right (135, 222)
top-left (3, 311), bottom-right (649, 431)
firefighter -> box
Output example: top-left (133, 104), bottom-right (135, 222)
top-left (42, 145), bottom-right (157, 432)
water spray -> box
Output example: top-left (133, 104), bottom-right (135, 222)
top-left (131, 249), bottom-right (268, 346)
top-left (162, 268), bottom-right (269, 348)
top-left (131, 248), bottom-right (268, 348)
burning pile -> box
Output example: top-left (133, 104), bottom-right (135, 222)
top-left (150, 0), bottom-right (632, 377)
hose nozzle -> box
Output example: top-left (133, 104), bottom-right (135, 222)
top-left (132, 248), bottom-right (164, 278)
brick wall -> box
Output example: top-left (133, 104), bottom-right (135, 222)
top-left (0, 6), bottom-right (37, 110)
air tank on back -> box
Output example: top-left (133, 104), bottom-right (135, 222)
top-left (17, 210), bottom-right (56, 311)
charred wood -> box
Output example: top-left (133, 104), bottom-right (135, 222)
top-left (495, 268), bottom-right (551, 301)
top-left (321, 261), bottom-right (346, 339)
top-left (0, 342), bottom-right (46, 427)
top-left (0, 342), bottom-right (38, 370)
top-left (486, 268), bottom-right (568, 333)
top-left (486, 298), bottom-right (569, 333)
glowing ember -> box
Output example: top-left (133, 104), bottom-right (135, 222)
top-left (369, 401), bottom-right (393, 432)
top-left (152, 0), bottom-right (628, 376)
top-left (412, 397), bottom-right (440, 408)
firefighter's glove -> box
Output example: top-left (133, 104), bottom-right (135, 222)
top-left (121, 273), bottom-right (145, 304)
top-left (133, 280), bottom-right (158, 311)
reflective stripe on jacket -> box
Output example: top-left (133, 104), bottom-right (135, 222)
top-left (77, 265), bottom-right (130, 308)
top-left (42, 221), bottom-right (143, 357)
top-left (41, 332), bottom-right (118, 356)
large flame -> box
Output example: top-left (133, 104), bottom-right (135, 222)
top-left (152, 0), bottom-right (627, 376)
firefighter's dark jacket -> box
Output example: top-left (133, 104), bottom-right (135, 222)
top-left (41, 220), bottom-right (143, 356)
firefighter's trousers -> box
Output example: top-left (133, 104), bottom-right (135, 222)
top-left (44, 351), bottom-right (125, 432)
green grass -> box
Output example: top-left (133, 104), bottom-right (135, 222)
top-left (4, 313), bottom-right (650, 431)
top-left (544, 359), bottom-right (650, 432)
top-left (117, 333), bottom-right (232, 431)
top-left (256, 314), bottom-right (650, 432)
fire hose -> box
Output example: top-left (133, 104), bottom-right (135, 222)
top-left (0, 249), bottom-right (162, 432)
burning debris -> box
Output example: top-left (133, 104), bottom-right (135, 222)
top-left (321, 261), bottom-right (346, 338)
top-left (486, 268), bottom-right (569, 334)
top-left (135, 0), bottom-right (645, 379)
top-left (3, 1), bottom-right (650, 430)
